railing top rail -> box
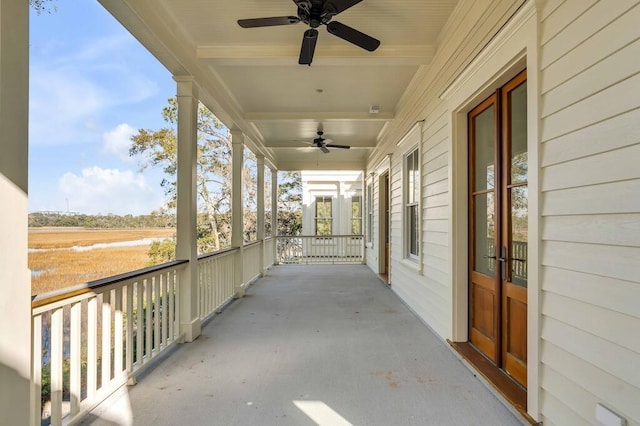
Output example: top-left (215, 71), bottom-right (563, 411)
top-left (243, 240), bottom-right (262, 248)
top-left (197, 246), bottom-right (240, 261)
top-left (31, 259), bottom-right (188, 310)
top-left (276, 235), bottom-right (365, 238)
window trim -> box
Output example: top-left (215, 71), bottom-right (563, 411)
top-left (366, 182), bottom-right (373, 245)
top-left (404, 146), bottom-right (420, 261)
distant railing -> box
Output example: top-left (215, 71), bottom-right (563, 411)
top-left (198, 248), bottom-right (238, 321)
top-left (31, 260), bottom-right (187, 426)
top-left (276, 235), bottom-right (364, 264)
top-left (484, 240), bottom-right (527, 284)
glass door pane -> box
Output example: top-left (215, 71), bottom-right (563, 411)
top-left (474, 192), bottom-right (496, 276)
top-left (472, 101), bottom-right (496, 276)
top-left (474, 106), bottom-right (496, 191)
top-left (506, 80), bottom-right (528, 287)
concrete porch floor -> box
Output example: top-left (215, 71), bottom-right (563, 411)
top-left (84, 265), bottom-right (523, 425)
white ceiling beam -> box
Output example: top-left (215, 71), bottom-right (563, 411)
top-left (264, 143), bottom-right (375, 148)
top-left (244, 112), bottom-right (395, 121)
top-left (276, 160), bottom-right (367, 171)
top-left (197, 45), bottom-right (436, 67)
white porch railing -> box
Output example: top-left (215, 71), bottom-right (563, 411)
top-left (197, 248), bottom-right (238, 321)
top-left (243, 241), bottom-right (262, 285)
top-left (264, 237), bottom-right (275, 269)
top-left (31, 260), bottom-right (187, 426)
top-left (276, 235), bottom-right (364, 264)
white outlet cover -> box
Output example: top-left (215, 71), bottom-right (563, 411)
top-left (596, 403), bottom-right (626, 426)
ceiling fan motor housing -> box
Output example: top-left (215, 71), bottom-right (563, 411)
top-left (296, 0), bottom-right (338, 28)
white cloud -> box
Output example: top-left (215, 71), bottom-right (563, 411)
top-left (29, 34), bottom-right (159, 147)
top-left (102, 123), bottom-right (137, 162)
top-left (59, 166), bottom-right (164, 215)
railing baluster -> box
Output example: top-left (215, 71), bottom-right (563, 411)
top-left (154, 275), bottom-right (160, 354)
top-left (169, 273), bottom-right (175, 341)
top-left (87, 297), bottom-right (97, 399)
top-left (198, 264), bottom-right (203, 319)
top-left (207, 263), bottom-right (210, 317)
top-left (145, 278), bottom-right (152, 361)
top-left (137, 281), bottom-right (144, 366)
top-left (70, 301), bottom-right (81, 416)
top-left (101, 291), bottom-right (111, 389)
top-left (31, 314), bottom-right (42, 426)
top-left (126, 282), bottom-right (134, 375)
top-left (114, 287), bottom-right (123, 379)
top-left (162, 273), bottom-right (168, 348)
top-left (51, 307), bottom-right (63, 426)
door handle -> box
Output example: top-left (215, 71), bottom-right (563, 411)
top-left (484, 255), bottom-right (506, 262)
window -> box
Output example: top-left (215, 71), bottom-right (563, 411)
top-left (315, 196), bottom-right (332, 236)
top-left (351, 196), bottom-right (362, 235)
top-left (366, 182), bottom-right (373, 243)
top-left (405, 148), bottom-right (420, 259)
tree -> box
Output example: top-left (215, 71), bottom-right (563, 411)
top-left (277, 171), bottom-right (302, 236)
top-left (130, 98), bottom-right (258, 256)
top-left (30, 0), bottom-right (57, 15)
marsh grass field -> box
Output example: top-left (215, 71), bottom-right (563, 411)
top-left (29, 227), bottom-right (175, 296)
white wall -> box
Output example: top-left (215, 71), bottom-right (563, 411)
top-left (538, 1), bottom-right (640, 425)
top-left (301, 171), bottom-right (363, 236)
top-left (367, 0), bottom-right (640, 424)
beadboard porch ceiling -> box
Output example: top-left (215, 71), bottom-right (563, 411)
top-left (98, 0), bottom-right (460, 170)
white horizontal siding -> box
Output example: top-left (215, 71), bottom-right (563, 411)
top-left (542, 38), bottom-right (640, 117)
top-left (540, 0), bottom-right (596, 45)
top-left (542, 214), bottom-right (640, 247)
top-left (542, 340), bottom-right (640, 422)
top-left (541, 2), bottom-right (640, 92)
top-left (542, 266), bottom-right (640, 318)
top-left (542, 241), bottom-right (640, 285)
top-left (540, 2), bottom-right (640, 424)
top-left (542, 144), bottom-right (640, 191)
top-left (541, 107), bottom-right (640, 167)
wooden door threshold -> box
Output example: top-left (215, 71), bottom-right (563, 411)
top-left (378, 273), bottom-right (389, 285)
top-left (448, 341), bottom-right (539, 425)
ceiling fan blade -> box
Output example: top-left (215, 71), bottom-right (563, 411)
top-left (326, 144), bottom-right (350, 149)
top-left (299, 29), bottom-right (319, 66)
top-left (324, 0), bottom-right (363, 15)
top-left (320, 145), bottom-right (331, 154)
top-left (326, 21), bottom-right (380, 51)
top-left (238, 16), bottom-right (300, 28)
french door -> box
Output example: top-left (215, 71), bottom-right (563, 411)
top-left (468, 70), bottom-right (528, 387)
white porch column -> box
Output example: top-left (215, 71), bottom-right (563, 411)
top-left (0, 1), bottom-right (31, 424)
top-left (271, 169), bottom-right (278, 264)
top-left (174, 76), bottom-right (201, 342)
top-left (231, 130), bottom-right (245, 297)
top-left (256, 156), bottom-right (265, 275)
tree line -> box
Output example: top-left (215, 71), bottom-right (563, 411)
top-left (28, 211), bottom-right (175, 229)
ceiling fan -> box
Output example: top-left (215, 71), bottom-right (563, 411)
top-left (237, 0), bottom-right (380, 66)
top-left (307, 130), bottom-right (350, 153)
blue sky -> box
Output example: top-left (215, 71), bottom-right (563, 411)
top-left (29, 0), bottom-right (175, 215)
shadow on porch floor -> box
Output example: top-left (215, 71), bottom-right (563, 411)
top-left (83, 265), bottom-right (522, 425)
